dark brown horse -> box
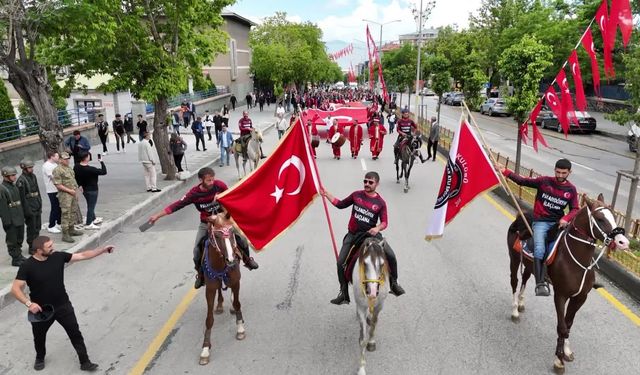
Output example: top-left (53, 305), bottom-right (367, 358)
top-left (199, 220), bottom-right (245, 365)
top-left (507, 194), bottom-right (629, 373)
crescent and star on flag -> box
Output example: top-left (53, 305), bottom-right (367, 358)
top-left (270, 155), bottom-right (306, 204)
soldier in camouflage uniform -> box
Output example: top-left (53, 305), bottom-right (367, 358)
top-left (52, 152), bottom-right (83, 243)
top-left (0, 166), bottom-right (27, 266)
top-left (16, 160), bottom-right (42, 254)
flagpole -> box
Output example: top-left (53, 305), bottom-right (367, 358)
top-left (300, 113), bottom-right (340, 260)
top-left (461, 100), bottom-right (534, 236)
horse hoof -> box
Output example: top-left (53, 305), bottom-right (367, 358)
top-left (236, 332), bottom-right (246, 340)
top-left (510, 314), bottom-right (520, 323)
top-left (403, 188), bottom-right (408, 193)
top-left (366, 342), bottom-right (376, 352)
top-left (553, 358), bottom-right (565, 373)
top-left (199, 357), bottom-right (209, 366)
top-left (215, 306), bottom-right (224, 315)
top-left (396, 180), bottom-right (399, 184)
top-left (564, 353), bottom-right (574, 362)
top-left (517, 305), bottom-right (525, 312)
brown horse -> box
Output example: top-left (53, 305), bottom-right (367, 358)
top-left (199, 221), bottom-right (245, 366)
top-left (507, 194), bottom-right (629, 373)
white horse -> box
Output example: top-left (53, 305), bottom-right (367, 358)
top-left (352, 237), bottom-right (389, 375)
top-left (234, 128), bottom-right (262, 179)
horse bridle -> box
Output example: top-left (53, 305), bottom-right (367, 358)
top-left (208, 226), bottom-right (239, 266)
top-left (358, 243), bottom-right (387, 314)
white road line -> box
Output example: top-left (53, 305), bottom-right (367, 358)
top-left (571, 161), bottom-right (595, 171)
top-left (360, 158), bottom-right (367, 171)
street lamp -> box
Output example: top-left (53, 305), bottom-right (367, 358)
top-left (411, 0), bottom-right (436, 116)
top-left (363, 18), bottom-right (401, 93)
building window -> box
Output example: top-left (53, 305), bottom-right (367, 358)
top-left (230, 39), bottom-right (238, 81)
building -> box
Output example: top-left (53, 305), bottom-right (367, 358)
top-left (202, 11), bottom-right (256, 100)
top-left (398, 28), bottom-right (439, 46)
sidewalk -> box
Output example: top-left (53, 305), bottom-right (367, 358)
top-left (0, 104), bottom-right (282, 310)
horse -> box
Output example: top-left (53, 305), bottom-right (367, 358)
top-left (199, 220), bottom-right (245, 366)
top-left (394, 134), bottom-right (420, 193)
top-left (506, 194), bottom-right (629, 373)
top-left (352, 237), bottom-right (389, 375)
top-left (234, 128), bottom-right (262, 179)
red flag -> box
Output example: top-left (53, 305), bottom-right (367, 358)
top-left (609, 0), bottom-right (633, 48)
top-left (527, 99), bottom-right (543, 130)
top-left (217, 119), bottom-right (320, 250)
top-left (567, 50), bottom-right (587, 112)
top-left (366, 26), bottom-right (375, 90)
top-left (581, 28), bottom-right (601, 97)
top-left (519, 121), bottom-right (529, 145)
top-left (595, 1), bottom-right (615, 78)
top-left (531, 121), bottom-right (549, 152)
top-left (544, 86), bottom-right (568, 136)
top-left (425, 119), bottom-right (500, 239)
top-left (556, 69), bottom-right (579, 132)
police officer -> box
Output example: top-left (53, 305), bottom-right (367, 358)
top-left (0, 166), bottom-right (26, 266)
top-left (52, 152), bottom-right (83, 243)
top-left (16, 160), bottom-right (42, 254)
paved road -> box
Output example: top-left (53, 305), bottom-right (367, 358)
top-left (399, 94), bottom-right (640, 216)
top-left (0, 125), bottom-right (638, 375)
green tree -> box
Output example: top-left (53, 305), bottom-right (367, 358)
top-left (40, 0), bottom-right (233, 180)
top-left (424, 54), bottom-right (451, 124)
top-left (499, 34), bottom-right (552, 173)
top-left (0, 81), bottom-right (18, 141)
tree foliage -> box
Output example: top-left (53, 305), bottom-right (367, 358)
top-left (0, 82), bottom-right (15, 122)
top-left (381, 44), bottom-right (420, 93)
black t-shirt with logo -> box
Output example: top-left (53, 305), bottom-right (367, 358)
top-left (16, 252), bottom-right (73, 307)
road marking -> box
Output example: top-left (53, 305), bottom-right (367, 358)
top-left (360, 158), bottom-right (367, 171)
top-left (571, 161), bottom-right (595, 171)
top-left (129, 287), bottom-right (198, 375)
top-left (482, 192), bottom-right (640, 327)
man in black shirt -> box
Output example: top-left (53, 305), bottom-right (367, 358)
top-left (11, 235), bottom-right (114, 372)
top-left (136, 114), bottom-right (148, 141)
top-left (74, 152), bottom-right (107, 229)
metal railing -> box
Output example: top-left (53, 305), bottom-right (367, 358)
top-left (418, 118), bottom-right (640, 277)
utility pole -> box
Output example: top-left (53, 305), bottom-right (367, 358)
top-left (362, 18), bottom-right (401, 95)
top-left (412, 0), bottom-right (436, 120)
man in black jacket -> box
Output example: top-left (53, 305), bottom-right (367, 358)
top-left (73, 152), bottom-right (107, 230)
top-left (95, 114), bottom-right (109, 155)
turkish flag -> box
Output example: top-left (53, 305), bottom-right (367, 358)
top-left (581, 28), bottom-right (601, 97)
top-left (366, 26), bottom-right (375, 90)
top-left (306, 107), bottom-right (369, 126)
top-left (556, 69), bottom-right (579, 133)
top-left (595, 1), bottom-right (615, 78)
top-left (425, 119), bottom-right (500, 239)
top-left (544, 86), bottom-right (568, 135)
top-left (531, 121), bottom-right (549, 152)
top-left (217, 119), bottom-right (320, 250)
top-left (568, 50), bottom-right (587, 112)
top-left (519, 121), bottom-right (529, 145)
top-left (609, 0), bottom-right (633, 48)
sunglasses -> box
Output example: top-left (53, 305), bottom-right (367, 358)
top-left (363, 179), bottom-right (376, 185)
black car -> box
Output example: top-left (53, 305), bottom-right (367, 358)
top-left (535, 105), bottom-right (597, 134)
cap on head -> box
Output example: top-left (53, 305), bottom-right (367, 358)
top-left (1, 166), bottom-right (18, 176)
top-left (60, 152), bottom-right (71, 160)
top-left (19, 159), bottom-right (34, 169)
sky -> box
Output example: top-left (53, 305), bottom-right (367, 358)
top-left (227, 0), bottom-right (483, 68)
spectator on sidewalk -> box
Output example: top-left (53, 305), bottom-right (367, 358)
top-left (276, 103), bottom-right (285, 117)
top-left (276, 114), bottom-right (288, 140)
top-left (230, 94), bottom-right (237, 111)
top-left (1, 166), bottom-right (26, 266)
top-left (95, 114), bottom-right (109, 155)
top-left (53, 152), bottom-right (83, 243)
top-left (245, 92), bottom-right (252, 110)
top-left (112, 114), bottom-right (126, 153)
top-left (203, 110), bottom-right (215, 141)
top-left (221, 105), bottom-right (230, 127)
top-left (191, 116), bottom-right (206, 151)
top-left (64, 131), bottom-right (91, 164)
top-left (42, 152), bottom-right (61, 234)
top-left (213, 110), bottom-right (223, 145)
top-left (171, 110), bottom-right (181, 135)
top-left (16, 160), bottom-right (42, 254)
top-left (11, 235), bottom-right (113, 372)
top-left (138, 131), bottom-right (161, 193)
top-left (427, 116), bottom-right (440, 162)
top-left (124, 114), bottom-right (136, 144)
top-left (74, 152), bottom-right (106, 230)
top-left (136, 114), bottom-right (148, 141)
top-left (218, 125), bottom-right (233, 167)
top-left (258, 92), bottom-right (265, 112)
top-left (189, 101), bottom-right (197, 122)
top-left (169, 133), bottom-right (187, 173)
top-left (181, 101), bottom-right (191, 128)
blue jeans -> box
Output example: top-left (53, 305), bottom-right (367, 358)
top-left (532, 221), bottom-right (555, 260)
top-left (47, 192), bottom-right (61, 228)
top-left (220, 146), bottom-right (231, 165)
top-left (83, 190), bottom-right (99, 225)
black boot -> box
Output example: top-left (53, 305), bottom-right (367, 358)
top-left (389, 277), bottom-right (405, 296)
top-left (236, 233), bottom-right (258, 270)
top-left (330, 284), bottom-right (350, 305)
top-left (243, 257), bottom-right (259, 270)
top-left (533, 259), bottom-right (550, 296)
top-left (194, 269), bottom-right (205, 289)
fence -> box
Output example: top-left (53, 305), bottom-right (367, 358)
top-left (0, 86), bottom-right (230, 143)
top-left (418, 118), bottom-right (640, 277)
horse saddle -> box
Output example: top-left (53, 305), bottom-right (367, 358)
top-left (343, 232), bottom-right (374, 284)
top-left (513, 226), bottom-right (562, 266)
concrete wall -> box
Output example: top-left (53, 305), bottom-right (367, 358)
top-left (65, 90), bottom-right (133, 122)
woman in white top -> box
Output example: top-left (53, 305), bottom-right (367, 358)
top-left (41, 151), bottom-right (61, 233)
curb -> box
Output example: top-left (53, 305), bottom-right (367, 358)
top-left (0, 123), bottom-right (275, 312)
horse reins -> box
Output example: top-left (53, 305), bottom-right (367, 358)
top-left (358, 253), bottom-right (387, 315)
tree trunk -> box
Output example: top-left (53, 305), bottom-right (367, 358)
top-left (152, 98), bottom-right (176, 180)
top-left (6, 62), bottom-right (62, 159)
top-left (624, 145), bottom-right (640, 233)
top-left (515, 119), bottom-right (522, 175)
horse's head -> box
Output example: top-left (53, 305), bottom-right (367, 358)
top-left (582, 194), bottom-right (629, 250)
top-left (208, 224), bottom-right (240, 266)
top-left (410, 134), bottom-right (421, 150)
top-left (359, 238), bottom-right (388, 299)
top-left (251, 128), bottom-right (263, 142)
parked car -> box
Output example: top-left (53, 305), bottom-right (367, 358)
top-left (420, 88), bottom-right (435, 96)
top-left (535, 103), bottom-right (597, 133)
top-left (628, 123), bottom-right (640, 152)
top-left (480, 98), bottom-right (510, 116)
top-left (447, 93), bottom-right (464, 106)
top-left (440, 92), bottom-right (453, 104)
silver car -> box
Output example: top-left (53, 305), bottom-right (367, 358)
top-left (480, 98), bottom-right (510, 116)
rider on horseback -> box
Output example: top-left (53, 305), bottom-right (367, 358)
top-left (501, 158), bottom-right (579, 297)
top-left (238, 111), bottom-right (267, 159)
top-left (321, 171), bottom-right (405, 305)
top-left (148, 167), bottom-right (259, 289)
top-left (393, 109), bottom-right (427, 164)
